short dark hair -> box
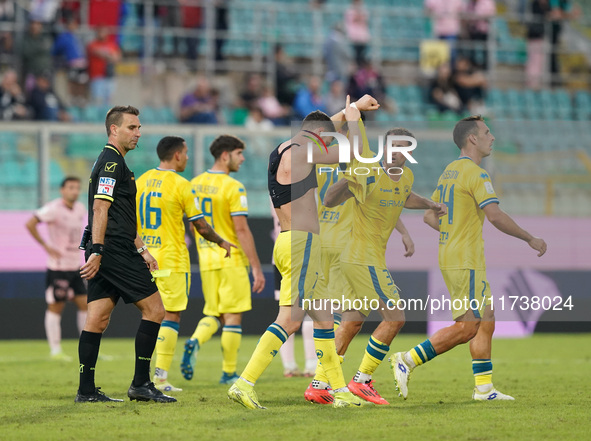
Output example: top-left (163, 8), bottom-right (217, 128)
top-left (209, 135), bottom-right (246, 160)
top-left (301, 110), bottom-right (336, 133)
top-left (61, 176), bottom-right (80, 188)
top-left (157, 136), bottom-right (186, 161)
top-left (453, 115), bottom-right (485, 150)
top-left (385, 127), bottom-right (415, 142)
top-left (105, 105), bottom-right (140, 136)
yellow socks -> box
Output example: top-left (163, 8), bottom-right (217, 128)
top-left (240, 323), bottom-right (287, 384)
top-left (407, 339), bottom-right (437, 368)
top-left (313, 328), bottom-right (346, 391)
top-left (221, 325), bottom-right (242, 374)
top-left (155, 320), bottom-right (179, 374)
top-left (191, 316), bottom-right (220, 346)
top-left (358, 335), bottom-right (389, 376)
top-left (473, 359), bottom-right (493, 388)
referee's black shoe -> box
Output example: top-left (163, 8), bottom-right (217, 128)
top-left (75, 387), bottom-right (123, 403)
top-left (128, 381), bottom-right (177, 403)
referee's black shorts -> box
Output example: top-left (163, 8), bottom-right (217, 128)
top-left (86, 237), bottom-right (158, 304)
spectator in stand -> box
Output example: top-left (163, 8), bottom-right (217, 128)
top-left (20, 20), bottom-right (53, 91)
top-left (548, 0), bottom-right (581, 86)
top-left (60, 1), bottom-right (81, 22)
top-left (527, 0), bottom-right (551, 89)
top-left (324, 23), bottom-right (353, 84)
top-left (240, 73), bottom-right (263, 109)
top-left (275, 45), bottom-right (299, 106)
top-left (344, 0), bottom-right (370, 65)
top-left (27, 71), bottom-right (71, 122)
top-left (0, 0), bottom-right (15, 55)
top-left (324, 79), bottom-right (346, 116)
top-left (52, 17), bottom-right (88, 104)
top-left (292, 75), bottom-right (326, 120)
top-left (214, 0), bottom-right (229, 65)
top-left (180, 76), bottom-right (218, 124)
top-left (425, 0), bottom-right (466, 64)
top-left (429, 62), bottom-right (462, 113)
top-left (181, 0), bottom-right (203, 68)
top-left (245, 106), bottom-right (274, 131)
top-left (87, 26), bottom-right (121, 105)
top-left (30, 0), bottom-right (61, 26)
top-left (348, 59), bottom-right (386, 103)
top-left (465, 0), bottom-right (496, 69)
top-left (257, 85), bottom-right (290, 126)
top-left (0, 69), bottom-right (29, 120)
top-left (453, 56), bottom-right (487, 114)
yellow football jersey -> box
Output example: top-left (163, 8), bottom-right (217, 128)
top-left (136, 168), bottom-right (203, 272)
top-left (431, 156), bottom-right (499, 270)
top-left (191, 170), bottom-right (249, 271)
top-left (316, 164), bottom-right (354, 250)
top-left (340, 165), bottom-right (414, 266)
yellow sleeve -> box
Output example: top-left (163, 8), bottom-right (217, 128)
top-left (181, 179), bottom-right (203, 222)
top-left (344, 119), bottom-right (379, 204)
top-left (229, 181), bottom-right (249, 217)
top-left (469, 168), bottom-right (500, 209)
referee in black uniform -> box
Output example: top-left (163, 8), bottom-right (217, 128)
top-left (76, 105), bottom-right (175, 403)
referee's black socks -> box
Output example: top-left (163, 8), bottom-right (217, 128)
top-left (78, 331), bottom-right (102, 394)
top-left (133, 320), bottom-right (161, 387)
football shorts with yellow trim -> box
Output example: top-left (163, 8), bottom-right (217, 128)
top-left (274, 230), bottom-right (329, 307)
top-left (156, 272), bottom-right (190, 312)
top-left (441, 269), bottom-right (492, 320)
top-left (341, 262), bottom-right (400, 316)
top-left (321, 247), bottom-right (352, 301)
top-left (201, 266), bottom-right (252, 316)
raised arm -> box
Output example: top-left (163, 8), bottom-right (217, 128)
top-left (192, 218), bottom-right (236, 258)
top-left (233, 216), bottom-right (265, 294)
top-left (405, 191), bottom-right (447, 217)
top-left (324, 177), bottom-right (354, 207)
top-left (482, 203), bottom-right (547, 256)
top-left (395, 218), bottom-right (415, 257)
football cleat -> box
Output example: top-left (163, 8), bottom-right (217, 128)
top-left (75, 387), bottom-right (123, 403)
top-left (153, 376), bottom-right (183, 392)
top-left (180, 338), bottom-right (198, 380)
top-left (333, 391), bottom-right (374, 408)
top-left (219, 372), bottom-right (240, 385)
top-left (51, 352), bottom-right (73, 362)
top-left (473, 387), bottom-right (515, 401)
top-left (348, 379), bottom-right (389, 405)
top-left (128, 381), bottom-right (177, 403)
top-left (228, 380), bottom-right (266, 410)
top-left (304, 383), bottom-right (334, 404)
top-left (302, 369), bottom-right (315, 378)
top-left (283, 368), bottom-right (302, 378)
top-left (389, 352), bottom-right (412, 400)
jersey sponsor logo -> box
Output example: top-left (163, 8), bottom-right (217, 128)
top-left (97, 177), bottom-right (116, 196)
top-left (320, 210), bottom-right (340, 222)
top-left (379, 200), bottom-right (404, 207)
top-left (484, 181), bottom-right (495, 194)
top-left (380, 188), bottom-right (392, 193)
top-left (240, 195), bottom-right (248, 208)
top-left (141, 234), bottom-right (162, 247)
top-left (104, 162), bottom-right (118, 172)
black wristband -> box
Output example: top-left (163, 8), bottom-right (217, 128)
top-left (91, 243), bottom-right (104, 255)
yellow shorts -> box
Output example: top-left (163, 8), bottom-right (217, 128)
top-left (321, 247), bottom-right (352, 302)
top-left (441, 269), bottom-right (492, 320)
top-left (341, 262), bottom-right (400, 316)
top-left (201, 266), bottom-right (252, 316)
top-left (156, 272), bottom-right (190, 312)
top-left (274, 230), bottom-right (328, 307)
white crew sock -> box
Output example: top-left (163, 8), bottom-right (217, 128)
top-left (279, 333), bottom-right (297, 371)
top-left (404, 351), bottom-right (417, 369)
top-left (45, 310), bottom-right (62, 355)
top-left (353, 371), bottom-right (372, 384)
top-left (301, 318), bottom-right (316, 371)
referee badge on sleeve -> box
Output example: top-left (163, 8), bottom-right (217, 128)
top-left (98, 177), bottom-right (116, 196)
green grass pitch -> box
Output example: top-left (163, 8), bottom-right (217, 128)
top-left (1, 334), bottom-right (590, 440)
